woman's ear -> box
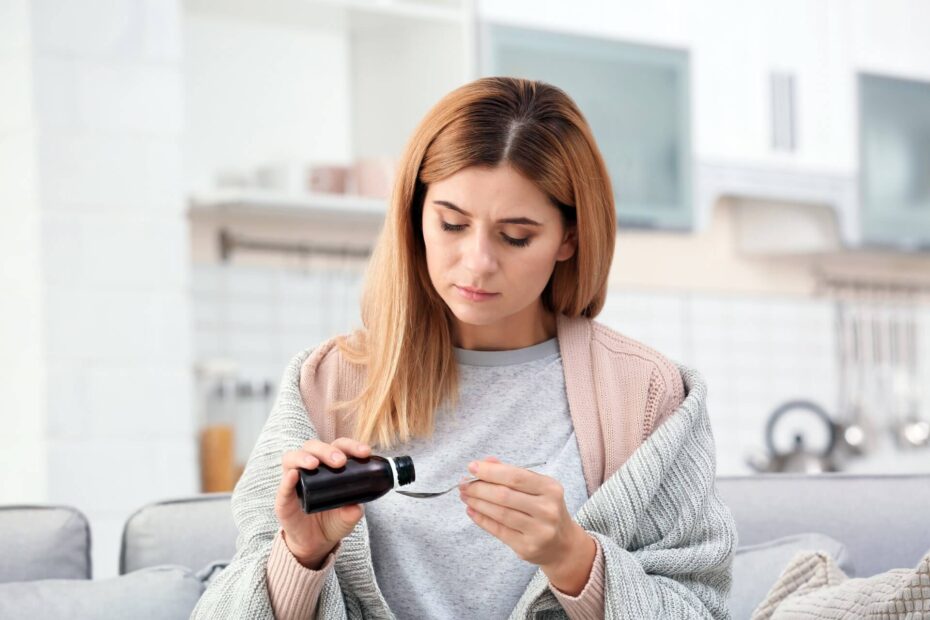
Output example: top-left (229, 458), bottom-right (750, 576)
top-left (555, 225), bottom-right (577, 262)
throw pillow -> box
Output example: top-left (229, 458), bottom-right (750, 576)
top-left (751, 546), bottom-right (930, 619)
top-left (729, 532), bottom-right (855, 620)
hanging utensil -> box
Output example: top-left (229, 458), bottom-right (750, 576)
top-left (895, 291), bottom-right (930, 448)
top-left (845, 285), bottom-right (875, 455)
top-left (832, 292), bottom-right (866, 459)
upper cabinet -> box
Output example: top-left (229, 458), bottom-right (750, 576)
top-left (479, 23), bottom-right (693, 231)
top-left (183, 0), bottom-right (474, 196)
top-left (858, 73), bottom-right (930, 250)
top-left (181, 0), bottom-right (930, 253)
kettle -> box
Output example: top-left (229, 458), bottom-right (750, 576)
top-left (746, 399), bottom-right (842, 474)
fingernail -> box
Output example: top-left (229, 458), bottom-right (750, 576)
top-left (468, 461), bottom-right (477, 473)
top-left (304, 455), bottom-right (315, 466)
top-left (332, 452), bottom-right (344, 461)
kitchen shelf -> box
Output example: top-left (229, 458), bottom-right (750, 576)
top-left (188, 189), bottom-right (387, 220)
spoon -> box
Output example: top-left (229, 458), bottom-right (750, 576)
top-left (394, 461), bottom-right (548, 499)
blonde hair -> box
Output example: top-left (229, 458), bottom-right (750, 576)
top-left (332, 77), bottom-right (616, 449)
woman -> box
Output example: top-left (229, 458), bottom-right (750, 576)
top-left (192, 77), bottom-right (737, 619)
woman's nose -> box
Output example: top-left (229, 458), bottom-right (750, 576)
top-left (461, 232), bottom-right (498, 274)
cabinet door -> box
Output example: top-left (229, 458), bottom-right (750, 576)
top-left (480, 23), bottom-right (692, 230)
top-left (859, 73), bottom-right (930, 249)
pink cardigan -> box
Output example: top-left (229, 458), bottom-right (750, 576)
top-left (266, 312), bottom-right (686, 619)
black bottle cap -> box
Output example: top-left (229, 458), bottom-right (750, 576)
top-left (394, 456), bottom-right (415, 486)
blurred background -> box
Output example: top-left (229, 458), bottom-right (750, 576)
top-left (2, 0), bottom-right (930, 578)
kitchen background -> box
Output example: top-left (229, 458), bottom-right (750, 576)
top-left (2, 0), bottom-right (930, 578)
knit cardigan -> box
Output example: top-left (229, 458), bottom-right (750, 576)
top-left (191, 313), bottom-right (737, 619)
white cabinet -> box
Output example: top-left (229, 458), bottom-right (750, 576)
top-left (858, 73), bottom-right (930, 250)
top-left (480, 22), bottom-right (693, 230)
top-left (183, 0), bottom-right (476, 195)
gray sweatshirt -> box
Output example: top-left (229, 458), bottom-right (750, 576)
top-left (365, 337), bottom-right (589, 619)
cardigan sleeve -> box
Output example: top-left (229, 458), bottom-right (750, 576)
top-left (266, 528), bottom-right (341, 619)
top-left (548, 535), bottom-right (605, 619)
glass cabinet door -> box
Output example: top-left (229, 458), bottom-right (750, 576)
top-left (859, 73), bottom-right (930, 250)
top-left (480, 23), bottom-right (692, 231)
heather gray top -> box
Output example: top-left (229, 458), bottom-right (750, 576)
top-left (363, 337), bottom-right (590, 620)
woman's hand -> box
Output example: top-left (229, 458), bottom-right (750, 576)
top-left (458, 456), bottom-right (597, 596)
top-left (274, 437), bottom-right (372, 570)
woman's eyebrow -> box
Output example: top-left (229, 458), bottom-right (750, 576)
top-left (432, 200), bottom-right (542, 226)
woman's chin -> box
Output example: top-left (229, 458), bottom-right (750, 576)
top-left (447, 305), bottom-right (501, 327)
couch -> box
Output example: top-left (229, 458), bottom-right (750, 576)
top-left (1, 472), bottom-right (928, 619)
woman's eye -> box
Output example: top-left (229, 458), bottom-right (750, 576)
top-left (440, 221), bottom-right (531, 248)
top-left (502, 234), bottom-right (531, 248)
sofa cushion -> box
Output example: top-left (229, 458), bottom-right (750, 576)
top-left (120, 493), bottom-right (235, 575)
top-left (729, 532), bottom-right (854, 620)
top-left (0, 505), bottom-right (91, 582)
top-left (0, 565), bottom-right (205, 620)
top-left (751, 545), bottom-right (930, 619)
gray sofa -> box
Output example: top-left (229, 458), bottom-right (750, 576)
top-left (1, 473), bottom-right (928, 619)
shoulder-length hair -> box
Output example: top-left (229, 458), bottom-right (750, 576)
top-left (332, 77), bottom-right (616, 449)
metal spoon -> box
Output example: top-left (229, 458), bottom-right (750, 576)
top-left (394, 461), bottom-right (548, 499)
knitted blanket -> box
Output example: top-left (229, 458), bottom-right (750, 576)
top-left (191, 348), bottom-right (737, 619)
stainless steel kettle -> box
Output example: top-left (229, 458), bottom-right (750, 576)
top-left (746, 399), bottom-right (842, 474)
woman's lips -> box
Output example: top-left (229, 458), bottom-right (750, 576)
top-left (455, 285), bottom-right (499, 302)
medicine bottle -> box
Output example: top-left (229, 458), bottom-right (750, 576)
top-left (296, 455), bottom-right (415, 514)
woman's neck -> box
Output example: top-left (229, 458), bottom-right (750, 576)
top-left (452, 305), bottom-right (557, 351)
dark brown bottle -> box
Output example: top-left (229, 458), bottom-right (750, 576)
top-left (295, 455), bottom-right (416, 514)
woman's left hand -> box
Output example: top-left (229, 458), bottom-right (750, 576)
top-left (458, 456), bottom-right (591, 572)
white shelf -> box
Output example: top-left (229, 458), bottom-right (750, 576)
top-left (188, 189), bottom-right (387, 220)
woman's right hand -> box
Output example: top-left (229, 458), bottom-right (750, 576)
top-left (275, 437), bottom-right (372, 569)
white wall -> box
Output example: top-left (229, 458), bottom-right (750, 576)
top-left (0, 0), bottom-right (47, 504)
top-left (0, 0), bottom-right (197, 579)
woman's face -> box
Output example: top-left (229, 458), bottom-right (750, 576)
top-left (421, 164), bottom-right (577, 350)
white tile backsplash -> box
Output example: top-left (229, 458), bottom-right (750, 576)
top-left (192, 264), bottom-right (365, 385)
